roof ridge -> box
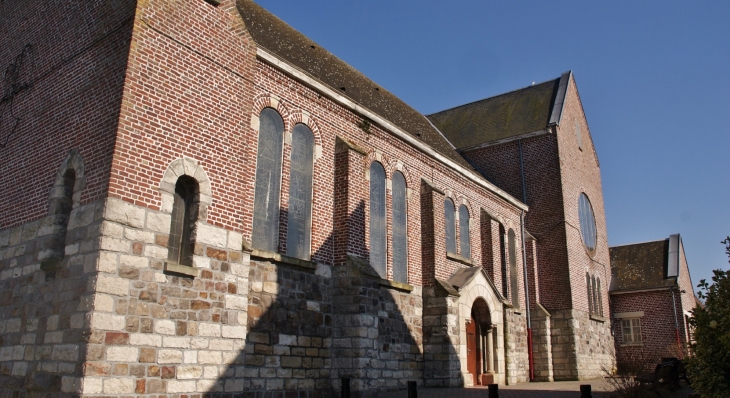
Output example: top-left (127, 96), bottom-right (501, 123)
top-left (609, 238), bottom-right (668, 248)
top-left (238, 0), bottom-right (518, 177)
top-left (426, 75), bottom-right (562, 117)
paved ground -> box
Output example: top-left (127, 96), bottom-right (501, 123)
top-left (377, 379), bottom-right (695, 398)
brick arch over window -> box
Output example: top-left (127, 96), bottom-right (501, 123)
top-left (288, 110), bottom-right (323, 156)
top-left (390, 161), bottom-right (415, 196)
top-left (252, 93), bottom-right (292, 134)
top-left (159, 157), bottom-right (212, 219)
top-left (363, 151), bottom-right (394, 180)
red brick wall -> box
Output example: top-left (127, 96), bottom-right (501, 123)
top-left (611, 291), bottom-right (683, 370)
top-left (108, 0), bottom-right (257, 232)
top-left (460, 76), bottom-right (611, 314)
top-left (0, 1), bottom-right (136, 228)
top-left (555, 77), bottom-right (611, 315)
top-left (245, 60), bottom-right (526, 286)
top-left (464, 133), bottom-right (570, 310)
top-left (99, 0), bottom-right (526, 292)
top-left (677, 240), bottom-right (696, 343)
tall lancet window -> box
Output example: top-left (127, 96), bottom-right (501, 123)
top-left (592, 275), bottom-right (599, 315)
top-left (459, 204), bottom-right (471, 259)
top-left (391, 171), bottom-right (408, 283)
top-left (286, 124), bottom-right (315, 260)
top-left (252, 108), bottom-right (285, 252)
top-left (444, 198), bottom-right (456, 254)
top-left (369, 162), bottom-right (387, 278)
top-left (508, 229), bottom-right (518, 306)
top-left (586, 273), bottom-right (594, 314)
top-left (168, 176), bottom-right (199, 266)
top-left (596, 277), bottom-right (603, 316)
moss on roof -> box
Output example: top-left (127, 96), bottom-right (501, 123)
top-left (610, 240), bottom-right (677, 291)
top-left (427, 78), bottom-right (561, 150)
top-left (236, 0), bottom-right (474, 170)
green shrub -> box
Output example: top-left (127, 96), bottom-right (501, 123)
top-left (685, 238), bottom-right (730, 398)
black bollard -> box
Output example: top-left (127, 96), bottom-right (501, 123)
top-left (580, 384), bottom-right (592, 398)
top-left (407, 381), bottom-right (417, 398)
top-left (488, 383), bottom-right (499, 398)
top-left (341, 377), bottom-right (350, 398)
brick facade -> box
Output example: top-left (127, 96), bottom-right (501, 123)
top-left (0, 0), bottom-right (621, 396)
top-left (454, 77), bottom-right (615, 379)
top-left (610, 237), bottom-right (697, 372)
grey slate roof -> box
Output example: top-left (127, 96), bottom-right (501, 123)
top-left (236, 0), bottom-right (474, 170)
top-left (427, 74), bottom-right (567, 150)
top-left (609, 239), bottom-right (676, 292)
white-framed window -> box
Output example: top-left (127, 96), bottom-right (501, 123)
top-left (621, 318), bottom-right (642, 345)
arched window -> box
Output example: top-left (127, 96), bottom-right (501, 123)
top-left (286, 124), bottom-right (315, 260)
top-left (391, 171), bottom-right (408, 283)
top-left (596, 277), bottom-right (603, 316)
top-left (369, 162), bottom-right (387, 278)
top-left (252, 108), bottom-right (285, 252)
top-left (586, 273), bottom-right (593, 315)
top-left (42, 169), bottom-right (76, 269)
top-left (591, 276), bottom-right (598, 314)
top-left (444, 198), bottom-right (456, 254)
top-left (168, 176), bottom-right (199, 266)
top-left (508, 229), bottom-right (518, 307)
top-left (459, 204), bottom-right (471, 259)
top-left (499, 224), bottom-right (508, 296)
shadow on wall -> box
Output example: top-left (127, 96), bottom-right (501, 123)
top-left (0, 10), bottom-right (136, 394)
top-left (208, 201), bottom-right (462, 397)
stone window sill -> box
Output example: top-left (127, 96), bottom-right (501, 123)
top-left (164, 262), bottom-right (200, 277)
top-left (362, 274), bottom-right (414, 292)
top-left (376, 277), bottom-right (414, 292)
top-left (251, 249), bottom-right (317, 271)
top-left (590, 314), bottom-right (608, 323)
top-left (446, 251), bottom-right (473, 266)
top-left (620, 343), bottom-right (643, 347)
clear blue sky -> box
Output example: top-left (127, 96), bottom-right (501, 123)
top-left (255, 1), bottom-right (730, 293)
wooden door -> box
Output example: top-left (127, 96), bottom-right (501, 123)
top-left (466, 319), bottom-right (478, 385)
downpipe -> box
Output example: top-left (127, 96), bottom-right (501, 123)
top-left (518, 139), bottom-right (535, 381)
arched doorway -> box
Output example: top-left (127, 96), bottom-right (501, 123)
top-left (467, 298), bottom-right (494, 385)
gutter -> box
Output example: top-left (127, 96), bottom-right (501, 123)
top-left (609, 286), bottom-right (673, 295)
top-left (458, 129), bottom-right (550, 153)
top-left (256, 47), bottom-right (528, 211)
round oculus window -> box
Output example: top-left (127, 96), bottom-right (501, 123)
top-left (578, 193), bottom-right (597, 252)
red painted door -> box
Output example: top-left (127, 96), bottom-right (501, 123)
top-left (466, 319), bottom-right (478, 385)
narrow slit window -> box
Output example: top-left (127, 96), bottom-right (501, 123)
top-left (444, 198), bottom-right (456, 254)
top-left (369, 162), bottom-right (387, 279)
top-left (596, 277), bottom-right (603, 316)
top-left (391, 171), bottom-right (408, 284)
top-left (508, 229), bottom-right (518, 307)
top-left (168, 176), bottom-right (199, 266)
top-left (45, 169), bottom-right (76, 267)
top-left (459, 204), bottom-right (471, 259)
top-left (591, 275), bottom-right (599, 315)
top-left (286, 124), bottom-right (315, 260)
top-left (252, 108), bottom-right (285, 252)
top-left (586, 273), bottom-right (593, 315)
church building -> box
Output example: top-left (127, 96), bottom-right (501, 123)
top-left (0, 1), bottom-right (614, 396)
